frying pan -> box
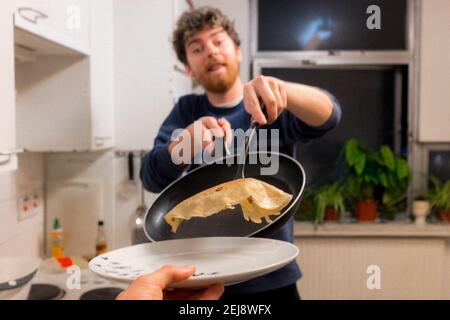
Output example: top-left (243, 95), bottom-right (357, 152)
top-left (144, 151), bottom-right (306, 242)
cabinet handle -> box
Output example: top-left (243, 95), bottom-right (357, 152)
top-left (0, 149), bottom-right (24, 165)
top-left (17, 7), bottom-right (48, 24)
top-left (94, 137), bottom-right (112, 146)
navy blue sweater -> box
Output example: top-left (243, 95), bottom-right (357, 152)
top-left (141, 92), bottom-right (341, 294)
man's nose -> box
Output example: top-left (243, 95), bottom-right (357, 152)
top-left (205, 42), bottom-right (219, 57)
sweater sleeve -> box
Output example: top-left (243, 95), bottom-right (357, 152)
top-left (276, 89), bottom-right (342, 146)
top-left (140, 99), bottom-right (193, 193)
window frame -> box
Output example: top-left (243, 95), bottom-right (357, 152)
top-left (250, 0), bottom-right (416, 56)
top-left (250, 0), bottom-right (423, 216)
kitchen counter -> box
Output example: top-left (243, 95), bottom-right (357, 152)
top-left (294, 221), bottom-right (450, 238)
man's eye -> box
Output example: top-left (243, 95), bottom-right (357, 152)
top-left (192, 47), bottom-right (202, 54)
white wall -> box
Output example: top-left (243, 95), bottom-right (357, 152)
top-left (113, 152), bottom-right (157, 248)
top-left (45, 151), bottom-right (115, 253)
top-left (0, 153), bottom-right (45, 258)
top-left (418, 0), bottom-right (450, 142)
top-left (113, 0), bottom-right (180, 151)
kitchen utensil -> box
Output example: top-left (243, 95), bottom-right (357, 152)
top-left (131, 151), bottom-right (149, 244)
top-left (234, 114), bottom-right (261, 179)
top-left (119, 152), bottom-right (137, 200)
top-left (0, 257), bottom-right (41, 300)
top-left (89, 237), bottom-right (299, 289)
top-left (144, 151), bottom-right (305, 241)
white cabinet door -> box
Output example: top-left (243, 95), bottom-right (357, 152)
top-left (13, 0), bottom-right (90, 52)
top-left (14, 0), bottom-right (114, 152)
top-left (90, 0), bottom-right (114, 150)
top-left (418, 0), bottom-right (450, 142)
top-left (0, 1), bottom-right (18, 172)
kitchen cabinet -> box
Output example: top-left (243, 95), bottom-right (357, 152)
top-left (418, 0), bottom-right (450, 142)
top-left (89, 0), bottom-right (115, 150)
top-left (15, 0), bottom-right (114, 151)
top-left (0, 1), bottom-right (19, 172)
top-left (294, 222), bottom-right (450, 299)
top-left (13, 0), bottom-right (90, 53)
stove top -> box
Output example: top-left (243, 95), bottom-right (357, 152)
top-left (28, 284), bottom-right (66, 300)
top-left (79, 287), bottom-right (123, 300)
top-left (29, 267), bottom-right (127, 300)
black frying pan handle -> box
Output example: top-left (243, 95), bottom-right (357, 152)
top-left (128, 152), bottom-right (134, 181)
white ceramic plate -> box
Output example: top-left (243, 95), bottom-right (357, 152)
top-left (89, 237), bottom-right (299, 289)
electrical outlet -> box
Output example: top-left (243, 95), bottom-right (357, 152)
top-left (18, 191), bottom-right (43, 221)
top-left (30, 190), bottom-right (43, 217)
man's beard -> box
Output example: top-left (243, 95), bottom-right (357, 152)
top-left (194, 60), bottom-right (240, 94)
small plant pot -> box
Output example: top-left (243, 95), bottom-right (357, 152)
top-left (435, 208), bottom-right (450, 223)
top-left (412, 200), bottom-right (431, 226)
top-left (324, 207), bottom-right (339, 222)
top-left (356, 200), bottom-right (378, 222)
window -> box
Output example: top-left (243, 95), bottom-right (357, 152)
top-left (429, 151), bottom-right (450, 182)
top-left (262, 66), bottom-right (408, 186)
top-left (257, 0), bottom-right (408, 51)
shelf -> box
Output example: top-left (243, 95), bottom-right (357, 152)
top-left (294, 221), bottom-right (450, 238)
top-left (14, 11), bottom-right (90, 59)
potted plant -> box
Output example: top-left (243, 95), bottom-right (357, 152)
top-left (378, 146), bottom-right (411, 220)
top-left (344, 139), bottom-right (381, 222)
top-left (412, 195), bottom-right (431, 225)
top-left (294, 189), bottom-right (316, 222)
top-left (313, 183), bottom-right (346, 224)
top-left (428, 177), bottom-right (450, 222)
top-left (343, 139), bottom-right (411, 222)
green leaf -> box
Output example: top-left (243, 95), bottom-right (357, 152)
top-left (354, 154), bottom-right (366, 175)
top-left (380, 145), bottom-right (395, 171)
top-left (378, 172), bottom-right (389, 188)
top-left (396, 158), bottom-right (410, 180)
top-left (345, 139), bottom-right (362, 166)
top-left (387, 172), bottom-right (397, 189)
top-left (382, 192), bottom-right (391, 205)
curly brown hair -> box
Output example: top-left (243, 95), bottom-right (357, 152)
top-left (172, 6), bottom-right (241, 65)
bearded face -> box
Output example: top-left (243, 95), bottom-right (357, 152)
top-left (185, 27), bottom-right (241, 94)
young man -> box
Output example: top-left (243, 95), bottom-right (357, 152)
top-left (140, 6), bottom-right (342, 299)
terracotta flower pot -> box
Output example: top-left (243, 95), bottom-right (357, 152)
top-left (356, 200), bottom-right (378, 222)
top-left (324, 207), bottom-right (339, 222)
top-left (435, 208), bottom-right (450, 223)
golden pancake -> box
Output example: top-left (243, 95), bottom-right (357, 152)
top-left (164, 178), bottom-right (293, 233)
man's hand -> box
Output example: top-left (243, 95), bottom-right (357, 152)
top-left (168, 116), bottom-right (232, 163)
top-left (244, 76), bottom-right (288, 125)
top-left (116, 264), bottom-right (224, 300)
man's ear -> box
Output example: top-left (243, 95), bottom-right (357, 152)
top-left (236, 46), bottom-right (242, 63)
top-left (184, 64), bottom-right (193, 77)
